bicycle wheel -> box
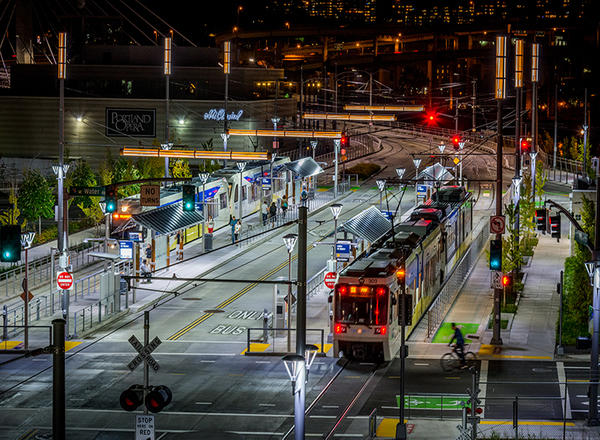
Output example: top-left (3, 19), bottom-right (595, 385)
top-left (465, 351), bottom-right (477, 369)
top-left (440, 353), bottom-right (456, 372)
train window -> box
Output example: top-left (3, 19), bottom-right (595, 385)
top-left (242, 186), bottom-right (248, 201)
top-left (219, 193), bottom-right (227, 209)
top-left (335, 286), bottom-right (388, 326)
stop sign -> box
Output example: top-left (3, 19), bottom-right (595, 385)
top-left (57, 272), bottom-right (74, 290)
top-left (324, 272), bottom-right (337, 289)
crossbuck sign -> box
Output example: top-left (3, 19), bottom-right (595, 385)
top-left (127, 335), bottom-right (161, 372)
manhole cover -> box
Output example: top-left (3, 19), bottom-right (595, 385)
top-left (181, 297), bottom-right (202, 301)
top-left (204, 309), bottom-right (225, 314)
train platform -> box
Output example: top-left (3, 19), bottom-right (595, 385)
top-left (408, 226), bottom-right (571, 362)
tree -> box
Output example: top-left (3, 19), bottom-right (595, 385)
top-left (534, 159), bottom-right (547, 206)
top-left (0, 186), bottom-right (26, 228)
top-left (137, 157), bottom-right (164, 179)
top-left (67, 160), bottom-right (97, 208)
top-left (519, 173), bottom-right (536, 252)
top-left (18, 170), bottom-right (54, 233)
top-left (78, 197), bottom-right (105, 234)
top-left (171, 159), bottom-right (191, 178)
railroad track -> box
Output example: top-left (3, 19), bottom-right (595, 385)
top-left (281, 359), bottom-right (387, 439)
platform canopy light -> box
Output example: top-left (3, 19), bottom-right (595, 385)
top-left (199, 172), bottom-right (210, 184)
top-left (495, 35), bottom-right (508, 100)
top-left (302, 113), bottom-right (397, 122)
top-left (236, 162), bottom-right (247, 172)
top-left (376, 179), bottom-right (386, 192)
top-left (330, 203), bottom-right (343, 220)
top-left (438, 142), bottom-right (446, 154)
top-left (342, 105), bottom-right (424, 112)
top-left (412, 158), bottom-right (422, 170)
top-left (120, 147), bottom-right (271, 161)
top-left (395, 168), bottom-right (406, 179)
top-left (226, 129), bottom-right (342, 139)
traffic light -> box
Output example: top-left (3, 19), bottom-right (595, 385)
top-left (145, 385), bottom-right (172, 413)
top-left (182, 185), bottom-right (195, 212)
top-left (501, 273), bottom-right (512, 288)
top-left (550, 214), bottom-right (561, 240)
top-left (452, 135), bottom-right (461, 150)
top-left (399, 294), bottom-right (412, 326)
top-left (489, 239), bottom-right (502, 271)
top-left (520, 137), bottom-right (531, 154)
top-left (0, 225), bottom-right (21, 262)
top-left (105, 186), bottom-right (117, 213)
top-left (119, 385), bottom-right (144, 412)
top-left (425, 111), bottom-right (437, 125)
top-left (535, 208), bottom-right (547, 233)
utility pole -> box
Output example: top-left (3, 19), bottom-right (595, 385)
top-left (588, 177), bottom-right (600, 425)
top-left (471, 80), bottom-right (477, 132)
top-left (163, 37), bottom-right (172, 180)
top-left (531, 43), bottom-right (540, 206)
top-left (455, 97), bottom-right (459, 133)
top-left (553, 83), bottom-right (558, 169)
top-left (52, 318), bottom-right (66, 440)
top-left (333, 139), bottom-right (340, 198)
top-left (296, 206), bottom-right (308, 439)
top-left (514, 39), bottom-right (524, 261)
top-left (583, 88), bottom-right (589, 180)
top-left (491, 35), bottom-right (507, 346)
top-left (223, 41), bottom-right (231, 151)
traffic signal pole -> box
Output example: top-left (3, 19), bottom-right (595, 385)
top-left (296, 206), bottom-right (308, 440)
top-left (588, 177), bottom-right (600, 425)
top-left (144, 311), bottom-right (150, 415)
top-left (492, 99), bottom-right (504, 346)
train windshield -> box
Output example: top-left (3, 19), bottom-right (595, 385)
top-left (335, 285), bottom-right (388, 326)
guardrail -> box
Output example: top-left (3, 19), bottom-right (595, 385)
top-left (0, 241), bottom-right (104, 298)
top-left (245, 327), bottom-right (325, 354)
top-left (2, 259), bottom-right (133, 339)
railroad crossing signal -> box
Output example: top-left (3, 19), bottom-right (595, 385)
top-left (127, 334), bottom-right (161, 372)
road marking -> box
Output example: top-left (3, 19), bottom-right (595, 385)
top-left (255, 360), bottom-right (271, 364)
top-left (387, 376), bottom-right (401, 379)
top-left (65, 341), bottom-right (83, 352)
top-left (322, 405), bottom-right (340, 409)
top-left (479, 360), bottom-right (488, 418)
top-left (76, 352), bottom-right (236, 357)
top-left (564, 366), bottom-right (589, 369)
top-left (259, 403), bottom-right (276, 407)
top-left (567, 379), bottom-right (589, 383)
top-left (240, 343), bottom-right (270, 355)
top-left (195, 402), bottom-right (212, 405)
top-left (556, 361), bottom-right (572, 419)
top-left (480, 421), bottom-right (575, 427)
top-left (492, 354), bottom-right (553, 360)
top-left (226, 432), bottom-right (284, 436)
top-left (0, 341), bottom-right (23, 350)
top-left (228, 373), bottom-right (244, 377)
top-left (445, 377), bottom-right (460, 380)
top-left (376, 419), bottom-right (411, 437)
top-left (414, 362), bottom-right (430, 366)
top-left (200, 360), bottom-right (216, 363)
top-left (157, 433), bottom-right (168, 440)
top-left (346, 375), bottom-right (361, 379)
top-left (17, 429), bottom-right (36, 440)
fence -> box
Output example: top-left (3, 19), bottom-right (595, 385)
top-left (0, 241), bottom-right (104, 298)
top-left (2, 259), bottom-right (133, 339)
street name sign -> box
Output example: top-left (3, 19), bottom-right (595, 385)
top-left (135, 414), bottom-right (155, 440)
top-left (140, 185), bottom-right (160, 206)
top-left (68, 186), bottom-right (105, 197)
top-left (56, 272), bottom-right (74, 290)
top-left (489, 215), bottom-right (506, 235)
top-left (127, 335), bottom-right (161, 372)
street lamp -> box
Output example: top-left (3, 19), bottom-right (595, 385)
top-left (283, 233), bottom-right (298, 353)
top-left (237, 162), bottom-right (246, 222)
top-left (199, 172), bottom-right (210, 252)
top-left (160, 142), bottom-right (173, 183)
top-left (20, 232), bottom-right (35, 350)
top-left (304, 344), bottom-right (319, 380)
top-left (512, 177), bottom-right (522, 206)
top-left (330, 203), bottom-right (343, 265)
top-left (269, 153), bottom-right (277, 202)
top-left (413, 158), bottom-right (422, 205)
top-left (396, 168), bottom-right (405, 193)
top-left (458, 141), bottom-right (465, 186)
top-left (530, 151), bottom-right (538, 207)
top-left (310, 140), bottom-right (318, 159)
top-left (438, 142), bottom-right (445, 165)
top-left (282, 353), bottom-right (306, 440)
top-left (376, 179), bottom-right (386, 210)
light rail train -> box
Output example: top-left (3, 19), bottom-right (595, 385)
top-left (333, 185), bottom-right (473, 361)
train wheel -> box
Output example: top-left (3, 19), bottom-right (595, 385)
top-left (440, 353), bottom-right (456, 372)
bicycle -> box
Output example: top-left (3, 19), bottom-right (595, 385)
top-left (440, 344), bottom-right (477, 372)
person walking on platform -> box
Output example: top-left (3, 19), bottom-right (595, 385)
top-left (229, 215), bottom-right (237, 244)
top-left (269, 202), bottom-right (277, 227)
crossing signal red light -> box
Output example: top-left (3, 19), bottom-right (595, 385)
top-left (425, 111), bottom-right (438, 125)
top-left (145, 385), bottom-right (173, 413)
top-left (452, 135), bottom-right (461, 150)
top-left (119, 385), bottom-right (143, 412)
top-left (501, 274), bottom-right (511, 287)
top-left (520, 138), bottom-right (531, 153)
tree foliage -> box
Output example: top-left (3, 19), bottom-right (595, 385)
top-left (534, 159), bottom-right (547, 207)
top-left (18, 170), bottom-right (55, 224)
top-left (67, 160), bottom-right (97, 208)
top-left (0, 186), bottom-right (26, 228)
top-left (519, 173), bottom-right (536, 253)
top-left (171, 159), bottom-right (192, 178)
top-left (78, 197), bottom-right (105, 230)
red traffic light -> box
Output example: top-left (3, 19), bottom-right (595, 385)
top-left (145, 385), bottom-right (172, 413)
top-left (425, 111), bottom-right (437, 125)
top-left (501, 275), bottom-right (511, 286)
top-left (340, 135), bottom-right (348, 146)
top-left (520, 138), bottom-right (530, 153)
top-left (340, 148), bottom-right (347, 156)
top-left (120, 385), bottom-right (143, 412)
top-left (452, 135), bottom-right (461, 150)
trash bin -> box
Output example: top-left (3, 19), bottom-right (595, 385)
top-left (576, 336), bottom-right (591, 350)
top-left (204, 233), bottom-right (213, 251)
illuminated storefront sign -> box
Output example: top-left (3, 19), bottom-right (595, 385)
top-left (203, 109), bottom-right (244, 121)
top-left (106, 108), bottom-right (156, 137)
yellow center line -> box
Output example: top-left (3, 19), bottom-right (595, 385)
top-left (167, 246), bottom-right (312, 341)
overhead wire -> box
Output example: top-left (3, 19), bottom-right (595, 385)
top-left (104, 0), bottom-right (157, 45)
top-left (131, 0), bottom-right (197, 47)
top-left (115, 0), bottom-right (166, 42)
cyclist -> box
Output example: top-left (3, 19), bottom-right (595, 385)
top-left (448, 323), bottom-right (466, 368)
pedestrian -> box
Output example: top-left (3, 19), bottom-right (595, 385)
top-left (229, 215), bottom-right (237, 244)
top-left (145, 244), bottom-right (152, 261)
top-left (281, 195), bottom-right (288, 219)
top-left (269, 201), bottom-right (277, 227)
top-left (449, 323), bottom-right (466, 367)
top-left (261, 200), bottom-right (269, 226)
top-left (140, 259), bottom-right (152, 283)
top-left (234, 219), bottom-right (242, 244)
top-left (207, 216), bottom-right (214, 234)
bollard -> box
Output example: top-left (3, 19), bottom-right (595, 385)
top-left (82, 309), bottom-right (85, 332)
top-left (98, 301), bottom-right (101, 323)
top-left (2, 305), bottom-right (7, 341)
top-left (36, 300), bottom-right (40, 321)
top-left (262, 308), bottom-right (269, 343)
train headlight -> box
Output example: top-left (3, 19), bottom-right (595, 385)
top-left (374, 326), bottom-right (387, 335)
